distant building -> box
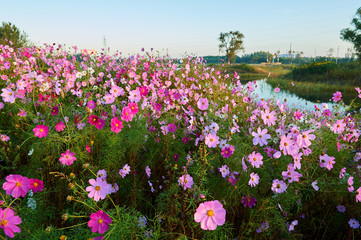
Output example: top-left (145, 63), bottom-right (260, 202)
top-left (81, 49), bottom-right (96, 55)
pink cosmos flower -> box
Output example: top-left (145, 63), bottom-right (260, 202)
top-left (356, 87), bottom-right (361, 98)
top-left (87, 100), bottom-right (96, 109)
top-left (205, 133), bottom-right (219, 148)
top-left (348, 177), bottom-right (354, 192)
top-left (356, 187), bottom-right (361, 202)
top-left (0, 208), bottom-right (22, 238)
top-left (97, 170), bottom-right (107, 179)
top-left (252, 127), bottom-right (271, 146)
top-left (110, 117), bottom-right (123, 134)
top-left (248, 151), bottom-right (263, 168)
top-left (197, 98), bottom-right (209, 110)
top-left (292, 152), bottom-right (303, 170)
top-left (279, 134), bottom-right (296, 156)
top-left (249, 172), bottom-right (259, 187)
top-left (121, 107), bottom-right (133, 122)
top-left (274, 87), bottom-right (280, 93)
top-left (271, 179), bottom-right (287, 193)
top-left (339, 167), bottom-right (346, 178)
top-left (128, 102), bottom-right (139, 115)
top-left (219, 165), bottom-right (230, 178)
top-left (319, 154), bottom-right (335, 170)
top-left (194, 200), bottom-right (226, 230)
top-left (110, 85), bottom-right (124, 97)
top-left (103, 94), bottom-right (115, 104)
top-left (296, 130), bottom-right (316, 148)
top-left (95, 118), bottom-right (105, 130)
top-left (88, 210), bottom-right (112, 234)
top-left (261, 109), bottom-right (277, 127)
top-left (178, 174), bottom-right (193, 190)
top-left (29, 178), bottom-right (44, 193)
top-left (128, 89), bottom-right (141, 103)
top-left (1, 88), bottom-right (16, 103)
top-left (86, 177), bottom-right (112, 202)
top-left (2, 174), bottom-right (31, 198)
top-left (331, 119), bottom-right (346, 134)
top-left (167, 123), bottom-right (177, 133)
top-left (332, 91), bottom-right (342, 102)
top-left (55, 122), bottom-right (66, 132)
top-left (59, 150), bottom-right (76, 166)
top-left (33, 125), bottom-right (49, 138)
top-left (293, 110), bottom-right (303, 120)
top-left (145, 166), bottom-right (151, 178)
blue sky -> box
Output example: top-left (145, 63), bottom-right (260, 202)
top-left (1, 0), bottom-right (360, 58)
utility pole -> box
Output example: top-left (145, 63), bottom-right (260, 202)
top-left (336, 45), bottom-right (340, 64)
top-left (289, 43), bottom-right (292, 64)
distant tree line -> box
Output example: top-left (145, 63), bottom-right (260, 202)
top-left (202, 51), bottom-right (357, 65)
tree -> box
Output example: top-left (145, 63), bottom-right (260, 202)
top-left (0, 22), bottom-right (30, 48)
top-left (218, 31), bottom-right (244, 63)
top-left (340, 7), bottom-right (361, 61)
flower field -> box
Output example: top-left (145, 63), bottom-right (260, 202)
top-left (0, 44), bottom-right (361, 239)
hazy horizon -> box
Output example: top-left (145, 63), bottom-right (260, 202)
top-left (1, 0), bottom-right (360, 58)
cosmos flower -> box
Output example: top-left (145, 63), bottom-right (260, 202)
top-left (178, 174), bottom-right (193, 190)
top-left (86, 178), bottom-right (112, 202)
top-left (2, 174), bottom-right (31, 198)
top-left (194, 200), bottom-right (226, 231)
top-left (0, 208), bottom-right (22, 238)
top-left (33, 125), bottom-right (49, 138)
top-left (59, 150), bottom-right (76, 166)
top-left (88, 210), bottom-right (112, 234)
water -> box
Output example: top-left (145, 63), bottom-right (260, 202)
top-left (250, 79), bottom-right (346, 112)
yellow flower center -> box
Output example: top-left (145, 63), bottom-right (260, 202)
top-left (40, 129), bottom-right (43, 132)
top-left (95, 186), bottom-right (101, 191)
top-left (284, 142), bottom-right (288, 146)
top-left (16, 182), bottom-right (21, 187)
top-left (253, 157), bottom-right (257, 161)
top-left (210, 138), bottom-right (214, 142)
top-left (1, 220), bottom-right (8, 226)
top-left (259, 135), bottom-right (262, 138)
top-left (9, 92), bottom-right (12, 96)
top-left (266, 116), bottom-right (270, 119)
top-left (303, 135), bottom-right (307, 139)
top-left (184, 180), bottom-right (188, 183)
top-left (34, 182), bottom-right (38, 187)
top-left (98, 219), bottom-right (103, 224)
top-left (116, 124), bottom-right (119, 127)
top-left (207, 210), bottom-right (214, 217)
top-left (277, 184), bottom-right (281, 188)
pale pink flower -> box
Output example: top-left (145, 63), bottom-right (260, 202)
top-left (86, 178), bottom-right (112, 202)
top-left (178, 174), bottom-right (193, 190)
top-left (252, 127), bottom-right (271, 146)
top-left (271, 179), bottom-right (287, 193)
top-left (279, 134), bottom-right (296, 156)
top-left (332, 91), bottom-right (342, 102)
top-left (248, 151), bottom-right (263, 168)
top-left (296, 130), bottom-right (316, 148)
top-left (249, 172), bottom-right (259, 187)
top-left (197, 98), bottom-right (209, 110)
top-left (218, 165), bottom-right (230, 178)
top-left (128, 89), bottom-right (141, 103)
top-left (205, 133), bottom-right (219, 148)
top-left (1, 88), bottom-right (16, 103)
top-left (331, 120), bottom-right (346, 134)
top-left (261, 109), bottom-right (277, 127)
top-left (194, 200), bottom-right (226, 230)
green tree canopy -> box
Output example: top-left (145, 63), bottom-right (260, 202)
top-left (0, 22), bottom-right (30, 48)
top-left (218, 31), bottom-right (244, 63)
top-left (340, 7), bottom-right (361, 61)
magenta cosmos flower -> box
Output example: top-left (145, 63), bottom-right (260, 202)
top-left (194, 200), bottom-right (226, 230)
top-left (29, 178), bottom-right (44, 193)
top-left (110, 117), bottom-right (123, 134)
top-left (0, 208), bottom-right (22, 238)
top-left (59, 150), bottom-right (76, 166)
top-left (88, 210), bottom-right (112, 234)
top-left (86, 178), bottom-right (112, 202)
top-left (55, 121), bottom-right (66, 132)
top-left (33, 125), bottom-right (49, 138)
top-left (197, 97), bottom-right (209, 110)
top-left (2, 174), bottom-right (31, 198)
top-left (178, 174), bottom-right (193, 190)
top-left (241, 195), bottom-right (257, 208)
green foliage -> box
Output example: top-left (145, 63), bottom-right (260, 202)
top-left (0, 22), bottom-right (30, 48)
top-left (340, 7), bottom-right (361, 60)
top-left (218, 31), bottom-right (245, 63)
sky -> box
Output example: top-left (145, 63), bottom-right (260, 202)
top-left (1, 0), bottom-right (360, 58)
